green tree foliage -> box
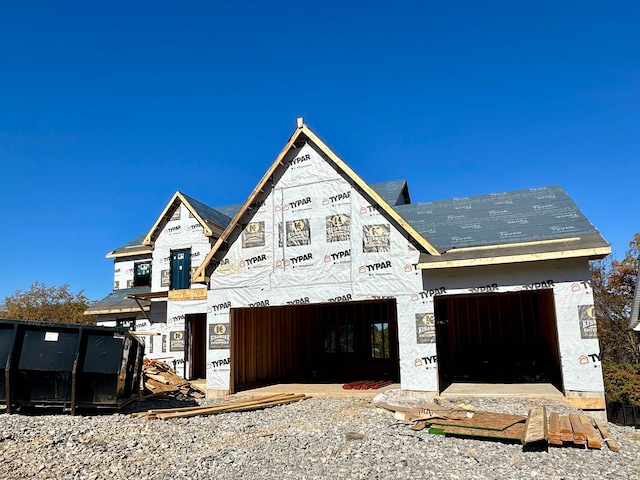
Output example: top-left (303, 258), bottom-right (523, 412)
top-left (591, 233), bottom-right (640, 405)
top-left (0, 282), bottom-right (95, 325)
top-left (591, 233), bottom-right (640, 365)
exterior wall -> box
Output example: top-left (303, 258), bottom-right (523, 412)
top-left (151, 203), bottom-right (213, 292)
top-left (204, 142), bottom-right (422, 391)
top-left (113, 258), bottom-right (134, 290)
top-left (412, 258), bottom-right (603, 394)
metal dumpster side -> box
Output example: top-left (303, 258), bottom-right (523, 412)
top-left (1, 319), bottom-right (144, 414)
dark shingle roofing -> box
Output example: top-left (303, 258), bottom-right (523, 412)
top-left (84, 287), bottom-right (151, 315)
top-left (107, 234), bottom-right (151, 258)
top-left (210, 203), bottom-right (243, 220)
top-left (395, 185), bottom-right (605, 252)
top-left (371, 180), bottom-right (411, 206)
top-left (181, 193), bottom-right (233, 228)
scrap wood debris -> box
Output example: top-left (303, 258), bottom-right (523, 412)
top-left (342, 380), bottom-right (394, 390)
top-left (131, 393), bottom-right (311, 420)
top-left (373, 394), bottom-right (619, 452)
top-left (142, 359), bottom-right (205, 400)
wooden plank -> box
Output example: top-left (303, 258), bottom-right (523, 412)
top-left (156, 394), bottom-right (308, 419)
top-left (559, 415), bottom-right (574, 443)
top-left (435, 422), bottom-right (526, 443)
top-left (523, 407), bottom-right (548, 445)
top-left (593, 418), bottom-right (620, 452)
top-left (548, 412), bottom-right (563, 445)
top-left (569, 414), bottom-right (587, 445)
top-left (429, 411), bottom-right (526, 431)
top-left (579, 415), bottom-right (602, 449)
top-left (561, 397), bottom-right (607, 410)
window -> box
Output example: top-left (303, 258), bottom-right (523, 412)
top-left (134, 261), bottom-right (151, 287)
top-left (324, 322), bottom-right (354, 354)
top-left (371, 322), bottom-right (390, 359)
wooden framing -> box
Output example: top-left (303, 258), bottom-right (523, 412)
top-left (418, 245), bottom-right (611, 270)
top-left (193, 119), bottom-right (439, 283)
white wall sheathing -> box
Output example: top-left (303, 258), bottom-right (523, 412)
top-left (152, 203), bottom-right (213, 292)
top-left (201, 142), bottom-right (602, 395)
top-left (113, 259), bottom-right (135, 290)
top-left (420, 259), bottom-right (603, 393)
top-left (206, 143), bottom-right (422, 391)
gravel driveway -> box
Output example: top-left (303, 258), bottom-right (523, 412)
top-left (1, 395), bottom-right (638, 480)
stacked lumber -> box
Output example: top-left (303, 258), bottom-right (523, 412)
top-left (379, 398), bottom-right (620, 452)
top-left (547, 412), bottom-right (604, 449)
top-left (142, 359), bottom-right (205, 400)
top-left (131, 393), bottom-right (310, 420)
top-left (342, 380), bottom-right (394, 390)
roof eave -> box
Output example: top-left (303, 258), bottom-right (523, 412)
top-left (417, 246), bottom-right (611, 270)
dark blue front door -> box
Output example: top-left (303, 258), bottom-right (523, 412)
top-left (171, 249), bottom-right (191, 290)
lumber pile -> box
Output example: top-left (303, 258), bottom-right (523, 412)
top-left (377, 398), bottom-right (620, 451)
top-left (142, 359), bottom-right (205, 400)
top-left (547, 412), bottom-right (610, 450)
top-left (131, 393), bottom-right (310, 420)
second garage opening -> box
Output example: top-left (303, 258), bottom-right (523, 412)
top-left (230, 299), bottom-right (399, 393)
top-left (434, 289), bottom-right (564, 392)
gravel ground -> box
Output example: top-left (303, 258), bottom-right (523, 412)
top-left (0, 393), bottom-right (639, 480)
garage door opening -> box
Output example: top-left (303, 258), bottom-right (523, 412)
top-left (230, 299), bottom-right (399, 393)
top-left (434, 289), bottom-right (563, 392)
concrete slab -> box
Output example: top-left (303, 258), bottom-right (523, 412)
top-left (440, 383), bottom-right (564, 399)
top-left (230, 383), bottom-right (400, 399)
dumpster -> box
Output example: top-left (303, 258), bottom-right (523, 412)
top-left (1, 319), bottom-right (144, 414)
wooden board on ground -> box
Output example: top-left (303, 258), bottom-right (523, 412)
top-left (430, 422), bottom-right (526, 443)
top-left (569, 414), bottom-right (587, 445)
top-left (559, 415), bottom-right (574, 443)
top-left (429, 411), bottom-right (526, 431)
top-left (523, 407), bottom-right (548, 445)
top-left (593, 418), bottom-right (620, 452)
top-left (548, 412), bottom-right (563, 446)
top-left (579, 415), bottom-right (602, 449)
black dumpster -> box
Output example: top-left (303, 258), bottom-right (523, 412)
top-left (1, 319), bottom-right (144, 414)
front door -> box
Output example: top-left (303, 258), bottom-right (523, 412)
top-left (171, 249), bottom-right (191, 290)
top-left (185, 313), bottom-right (207, 380)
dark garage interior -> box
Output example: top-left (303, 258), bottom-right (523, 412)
top-left (434, 289), bottom-right (563, 392)
top-left (230, 299), bottom-right (399, 393)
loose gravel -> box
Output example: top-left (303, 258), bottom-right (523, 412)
top-left (1, 393), bottom-right (639, 480)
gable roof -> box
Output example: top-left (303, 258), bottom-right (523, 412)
top-left (143, 191), bottom-right (232, 246)
top-left (192, 119), bottom-right (441, 282)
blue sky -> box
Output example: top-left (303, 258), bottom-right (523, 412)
top-left (1, 1), bottom-right (638, 303)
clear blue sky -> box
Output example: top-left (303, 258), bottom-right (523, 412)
top-left (1, 1), bottom-right (638, 303)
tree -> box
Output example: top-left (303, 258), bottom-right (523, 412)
top-left (591, 233), bottom-right (640, 365)
top-left (0, 282), bottom-right (95, 325)
top-left (591, 233), bottom-right (640, 406)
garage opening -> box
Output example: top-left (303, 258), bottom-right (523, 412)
top-left (434, 289), bottom-right (563, 392)
top-left (230, 299), bottom-right (399, 393)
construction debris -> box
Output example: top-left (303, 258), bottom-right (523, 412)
top-left (131, 393), bottom-right (310, 420)
top-left (342, 380), bottom-right (394, 390)
top-left (142, 359), bottom-right (205, 400)
top-left (375, 393), bottom-right (619, 451)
